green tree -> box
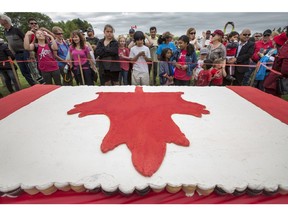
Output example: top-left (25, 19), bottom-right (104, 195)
top-left (2, 12), bottom-right (93, 39)
top-left (4, 12), bottom-right (53, 33)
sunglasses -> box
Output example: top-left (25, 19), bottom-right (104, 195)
top-left (243, 34), bottom-right (251, 37)
top-left (55, 33), bottom-right (63, 35)
top-left (29, 22), bottom-right (38, 25)
top-left (263, 34), bottom-right (270, 37)
top-left (190, 32), bottom-right (196, 35)
top-left (254, 35), bottom-right (261, 37)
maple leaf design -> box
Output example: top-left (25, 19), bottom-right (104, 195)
top-left (68, 87), bottom-right (209, 177)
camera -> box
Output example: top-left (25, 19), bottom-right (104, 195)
top-left (226, 75), bottom-right (236, 81)
top-left (27, 61), bottom-right (46, 84)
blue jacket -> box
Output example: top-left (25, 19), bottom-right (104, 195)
top-left (171, 49), bottom-right (197, 76)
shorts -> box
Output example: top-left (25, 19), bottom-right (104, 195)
top-left (103, 70), bottom-right (120, 83)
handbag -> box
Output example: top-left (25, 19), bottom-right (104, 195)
top-left (277, 76), bottom-right (288, 95)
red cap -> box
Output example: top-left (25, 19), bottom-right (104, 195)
top-left (273, 32), bottom-right (288, 46)
top-left (212, 29), bottom-right (224, 37)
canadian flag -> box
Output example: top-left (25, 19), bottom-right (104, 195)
top-left (0, 85), bottom-right (288, 198)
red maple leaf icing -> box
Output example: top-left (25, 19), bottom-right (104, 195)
top-left (67, 87), bottom-right (209, 177)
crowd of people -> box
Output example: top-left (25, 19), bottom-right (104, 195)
top-left (0, 14), bottom-right (287, 98)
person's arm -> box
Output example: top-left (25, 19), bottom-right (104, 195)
top-left (24, 31), bottom-right (35, 51)
top-left (40, 27), bottom-right (55, 39)
top-left (48, 33), bottom-right (58, 51)
top-left (221, 61), bottom-right (227, 77)
top-left (3, 44), bottom-right (15, 60)
top-left (128, 40), bottom-right (135, 49)
top-left (143, 48), bottom-right (152, 62)
top-left (87, 51), bottom-right (97, 72)
top-left (144, 34), bottom-right (153, 48)
top-left (130, 51), bottom-right (144, 62)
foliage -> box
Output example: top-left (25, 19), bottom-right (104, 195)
top-left (53, 19), bottom-right (92, 38)
top-left (2, 12), bottom-right (93, 39)
top-left (4, 12), bottom-right (53, 33)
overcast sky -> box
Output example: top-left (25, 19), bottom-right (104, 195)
top-left (45, 12), bottom-right (287, 38)
top-left (3, 1), bottom-right (287, 38)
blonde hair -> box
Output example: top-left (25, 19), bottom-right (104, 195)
top-left (52, 26), bottom-right (63, 34)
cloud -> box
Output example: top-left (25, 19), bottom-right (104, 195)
top-left (46, 12), bottom-right (287, 38)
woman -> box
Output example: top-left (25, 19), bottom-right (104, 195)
top-left (95, 24), bottom-right (121, 86)
top-left (186, 27), bottom-right (201, 51)
top-left (207, 29), bottom-right (227, 62)
top-left (68, 30), bottom-right (96, 86)
top-left (263, 31), bottom-right (288, 96)
top-left (52, 26), bottom-right (71, 85)
top-left (156, 31), bottom-right (177, 60)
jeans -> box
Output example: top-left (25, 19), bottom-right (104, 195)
top-left (242, 61), bottom-right (256, 86)
top-left (41, 69), bottom-right (62, 85)
top-left (0, 69), bottom-right (20, 93)
top-left (15, 51), bottom-right (35, 86)
top-left (119, 69), bottom-right (128, 85)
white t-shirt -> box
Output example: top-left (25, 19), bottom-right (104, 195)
top-left (129, 45), bottom-right (151, 73)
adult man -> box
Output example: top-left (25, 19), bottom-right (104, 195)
top-left (86, 27), bottom-right (99, 51)
top-left (146, 26), bottom-right (158, 85)
top-left (126, 28), bottom-right (135, 48)
top-left (0, 14), bottom-right (35, 86)
top-left (251, 29), bottom-right (273, 64)
top-left (228, 29), bottom-right (255, 86)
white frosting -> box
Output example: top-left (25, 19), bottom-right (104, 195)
top-left (0, 86), bottom-right (288, 195)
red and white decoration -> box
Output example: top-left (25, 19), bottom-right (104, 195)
top-left (0, 85), bottom-right (288, 202)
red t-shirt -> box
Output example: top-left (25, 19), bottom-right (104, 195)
top-left (118, 47), bottom-right (130, 71)
top-left (36, 44), bottom-right (59, 72)
top-left (174, 50), bottom-right (190, 81)
top-left (210, 68), bottom-right (223, 86)
top-left (252, 40), bottom-right (273, 62)
top-left (226, 47), bottom-right (237, 57)
top-left (196, 69), bottom-right (212, 86)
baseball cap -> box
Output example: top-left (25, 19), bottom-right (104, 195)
top-left (263, 29), bottom-right (272, 36)
top-left (200, 48), bottom-right (209, 55)
top-left (211, 29), bottom-right (224, 37)
top-left (87, 27), bottom-right (94, 32)
top-left (129, 28), bottom-right (135, 34)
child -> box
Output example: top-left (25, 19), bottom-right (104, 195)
top-left (0, 38), bottom-right (20, 93)
top-left (193, 47), bottom-right (208, 83)
top-left (172, 35), bottom-right (197, 86)
top-left (196, 59), bottom-right (213, 86)
top-left (159, 48), bottom-right (174, 85)
top-left (95, 24), bottom-right (120, 86)
top-left (24, 29), bottom-right (61, 85)
top-left (129, 31), bottom-right (151, 85)
top-left (118, 35), bottom-right (130, 85)
top-left (225, 31), bottom-right (239, 81)
top-left (210, 58), bottom-right (227, 86)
